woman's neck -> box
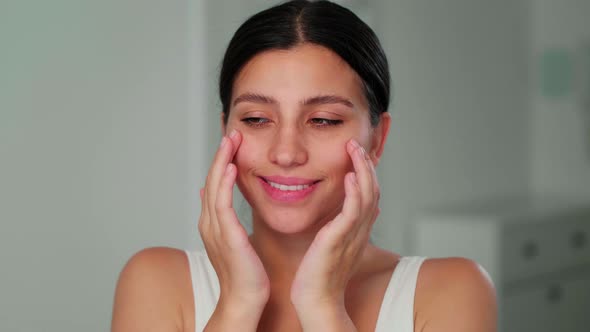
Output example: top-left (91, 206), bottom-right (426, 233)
top-left (248, 220), bottom-right (318, 283)
top-left (247, 212), bottom-right (380, 291)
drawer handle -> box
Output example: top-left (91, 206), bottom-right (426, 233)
top-left (546, 284), bottom-right (563, 304)
top-left (521, 240), bottom-right (539, 260)
top-left (570, 230), bottom-right (587, 250)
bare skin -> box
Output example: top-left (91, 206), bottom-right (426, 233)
top-left (111, 245), bottom-right (496, 332)
top-left (111, 44), bottom-right (497, 332)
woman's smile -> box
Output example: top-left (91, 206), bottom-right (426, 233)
top-left (259, 178), bottom-right (318, 203)
top-left (258, 175), bottom-right (322, 203)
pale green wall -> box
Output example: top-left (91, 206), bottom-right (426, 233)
top-left (370, 0), bottom-right (531, 253)
top-left (0, 1), bottom-right (204, 330)
top-left (531, 0), bottom-right (590, 200)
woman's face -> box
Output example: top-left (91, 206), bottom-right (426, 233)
top-left (224, 43), bottom-right (388, 234)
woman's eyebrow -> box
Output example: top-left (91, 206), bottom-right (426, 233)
top-left (233, 92), bottom-right (354, 109)
top-left (233, 93), bottom-right (277, 106)
top-left (302, 95), bottom-right (354, 109)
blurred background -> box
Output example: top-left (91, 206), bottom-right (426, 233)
top-left (1, 0), bottom-right (589, 331)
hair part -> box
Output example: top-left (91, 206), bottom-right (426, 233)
top-left (219, 0), bottom-right (391, 127)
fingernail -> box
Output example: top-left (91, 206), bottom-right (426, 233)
top-left (220, 136), bottom-right (227, 148)
top-left (351, 139), bottom-right (360, 148)
top-left (350, 173), bottom-right (357, 185)
top-left (229, 129), bottom-right (238, 139)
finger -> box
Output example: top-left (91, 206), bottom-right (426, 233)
top-left (205, 135), bottom-right (233, 200)
top-left (366, 206), bottom-right (380, 233)
top-left (330, 172), bottom-right (361, 239)
top-left (215, 163), bottom-right (240, 234)
top-left (199, 187), bottom-right (208, 221)
top-left (215, 164), bottom-right (250, 249)
top-left (204, 136), bottom-right (234, 227)
top-left (343, 172), bottom-right (361, 221)
top-left (367, 158), bottom-right (380, 207)
top-left (347, 139), bottom-right (374, 218)
top-left (198, 187), bottom-right (210, 233)
top-left (204, 137), bottom-right (227, 236)
top-left (227, 129), bottom-right (242, 161)
top-left (205, 130), bottom-right (242, 200)
top-left (360, 158), bottom-right (380, 233)
top-left (358, 206), bottom-right (380, 245)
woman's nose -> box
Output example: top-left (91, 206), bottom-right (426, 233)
top-left (268, 126), bottom-right (308, 168)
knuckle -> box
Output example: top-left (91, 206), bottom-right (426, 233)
top-left (197, 216), bottom-right (207, 228)
top-left (355, 210), bottom-right (363, 221)
top-left (215, 205), bottom-right (232, 221)
top-left (362, 199), bottom-right (373, 211)
top-left (347, 207), bottom-right (361, 220)
top-left (351, 184), bottom-right (361, 196)
top-left (216, 210), bottom-right (228, 222)
top-left (214, 201), bottom-right (225, 215)
top-left (197, 222), bottom-right (208, 236)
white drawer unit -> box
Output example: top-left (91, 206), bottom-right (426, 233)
top-left (411, 197), bottom-right (590, 332)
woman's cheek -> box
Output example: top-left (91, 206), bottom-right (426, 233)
top-left (312, 140), bottom-right (354, 175)
top-left (233, 141), bottom-right (247, 168)
top-left (233, 135), bottom-right (259, 172)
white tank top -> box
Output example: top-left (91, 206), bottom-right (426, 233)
top-left (184, 250), bottom-right (426, 332)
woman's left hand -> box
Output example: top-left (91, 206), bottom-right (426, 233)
top-left (290, 139), bottom-right (381, 328)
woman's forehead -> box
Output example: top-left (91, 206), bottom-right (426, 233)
top-left (232, 44), bottom-right (366, 107)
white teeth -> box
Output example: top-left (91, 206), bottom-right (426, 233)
top-left (267, 181), bottom-right (311, 191)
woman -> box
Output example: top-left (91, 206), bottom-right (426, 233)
top-left (111, 1), bottom-right (497, 331)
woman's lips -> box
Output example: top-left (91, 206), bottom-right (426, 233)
top-left (258, 177), bottom-right (319, 203)
top-left (261, 175), bottom-right (319, 186)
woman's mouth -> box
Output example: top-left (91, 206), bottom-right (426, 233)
top-left (268, 181), bottom-right (312, 191)
top-left (258, 176), bottom-right (321, 203)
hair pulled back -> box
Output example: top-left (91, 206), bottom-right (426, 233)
top-left (219, 0), bottom-right (390, 127)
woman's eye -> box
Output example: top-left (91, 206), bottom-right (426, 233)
top-left (310, 118), bottom-right (343, 127)
top-left (241, 117), bottom-right (343, 128)
top-left (241, 117), bottom-right (270, 127)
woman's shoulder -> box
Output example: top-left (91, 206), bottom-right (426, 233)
top-left (112, 246), bottom-right (194, 332)
top-left (416, 256), bottom-right (496, 304)
top-left (414, 256), bottom-right (497, 332)
top-left (118, 246), bottom-right (192, 293)
top-left (362, 246), bottom-right (496, 331)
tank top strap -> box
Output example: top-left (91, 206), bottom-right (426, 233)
top-left (184, 250), bottom-right (220, 332)
top-left (375, 256), bottom-right (428, 332)
top-left (186, 250), bottom-right (426, 332)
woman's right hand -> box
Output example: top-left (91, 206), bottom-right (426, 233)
top-left (198, 129), bottom-right (270, 323)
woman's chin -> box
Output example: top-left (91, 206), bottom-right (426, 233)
top-left (257, 210), bottom-right (325, 235)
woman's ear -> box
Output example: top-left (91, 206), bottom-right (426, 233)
top-left (369, 112), bottom-right (391, 167)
